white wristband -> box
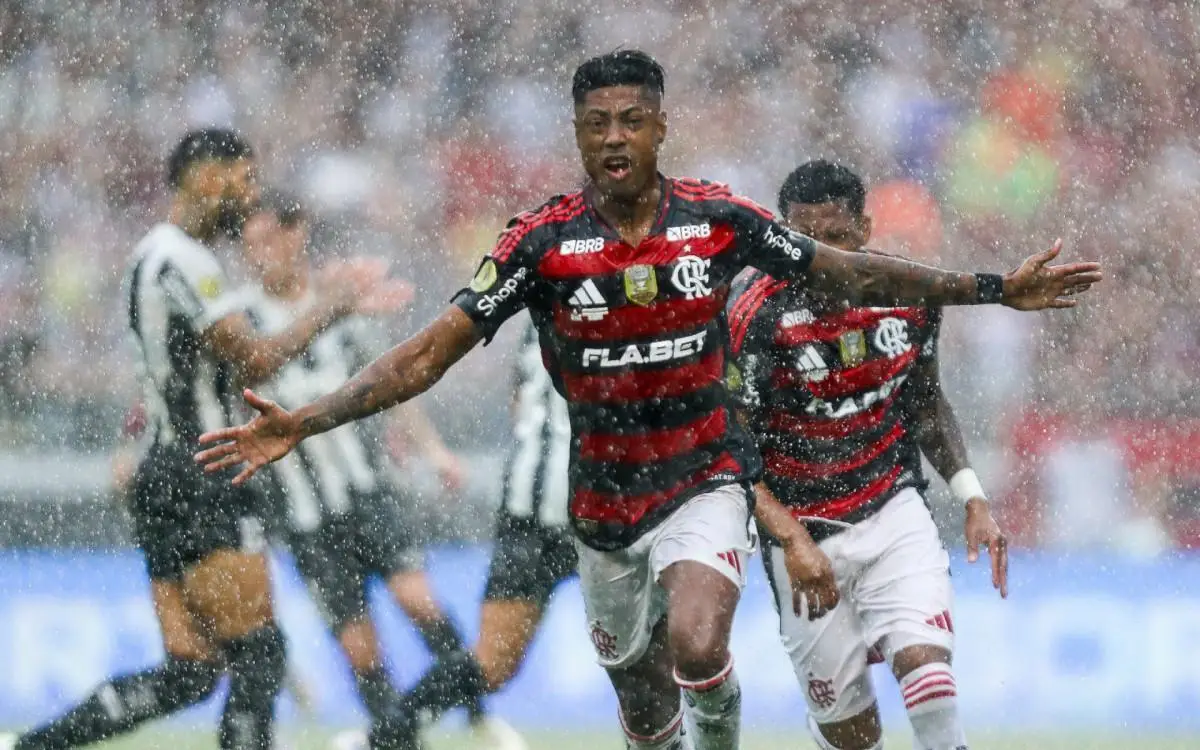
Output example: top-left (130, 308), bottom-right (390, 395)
top-left (949, 468), bottom-right (986, 503)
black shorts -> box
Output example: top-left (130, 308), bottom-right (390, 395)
top-left (130, 442), bottom-right (270, 581)
top-left (483, 511), bottom-right (578, 605)
top-left (288, 489), bottom-right (422, 631)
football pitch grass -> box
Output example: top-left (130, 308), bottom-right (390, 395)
top-left (44, 727), bottom-right (1200, 750)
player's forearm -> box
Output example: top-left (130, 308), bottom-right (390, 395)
top-left (240, 303), bottom-right (342, 384)
top-left (752, 482), bottom-right (818, 549)
top-left (916, 389), bottom-right (973, 482)
top-left (294, 307), bottom-right (480, 439)
top-left (806, 245), bottom-right (996, 307)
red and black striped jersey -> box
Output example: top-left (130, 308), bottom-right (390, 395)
top-left (452, 176), bottom-right (821, 550)
top-left (727, 267), bottom-right (941, 541)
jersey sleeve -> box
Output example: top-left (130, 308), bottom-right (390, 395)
top-left (451, 213), bottom-right (548, 344)
top-left (725, 270), bottom-right (784, 415)
top-left (159, 244), bottom-right (243, 332)
top-left (726, 195), bottom-right (820, 281)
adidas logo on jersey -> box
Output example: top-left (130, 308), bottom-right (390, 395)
top-left (796, 345), bottom-right (829, 382)
top-left (568, 279), bottom-right (609, 321)
top-left (560, 237), bottom-right (605, 255)
top-left (666, 223), bottom-right (712, 242)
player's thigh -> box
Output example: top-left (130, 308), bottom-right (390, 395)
top-left (182, 547), bottom-right (274, 641)
top-left (574, 536), bottom-right (663, 672)
top-left (150, 578), bottom-right (218, 661)
top-left (855, 489), bottom-right (956, 661)
top-left (765, 543), bottom-right (877, 725)
top-left (650, 483), bottom-right (756, 668)
top-left (336, 616), bottom-right (383, 672)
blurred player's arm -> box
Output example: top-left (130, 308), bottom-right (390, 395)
top-left (203, 261), bottom-right (394, 384)
top-left (909, 337), bottom-right (1009, 597)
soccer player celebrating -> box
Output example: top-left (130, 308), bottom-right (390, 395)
top-left (237, 192), bottom-right (520, 749)
top-left (195, 52), bottom-right (1099, 750)
top-left (2, 129), bottom-right (385, 750)
top-left (728, 161), bottom-right (1012, 750)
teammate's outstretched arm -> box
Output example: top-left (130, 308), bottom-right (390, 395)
top-left (908, 342), bottom-right (1008, 598)
top-left (804, 237), bottom-right (1100, 309)
top-left (195, 306), bottom-right (482, 484)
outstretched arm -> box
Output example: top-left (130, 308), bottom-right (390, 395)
top-left (195, 306), bottom-right (481, 483)
top-left (805, 238), bottom-right (1101, 309)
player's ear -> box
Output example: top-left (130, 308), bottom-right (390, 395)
top-left (655, 111), bottom-right (667, 148)
top-left (859, 213), bottom-right (873, 246)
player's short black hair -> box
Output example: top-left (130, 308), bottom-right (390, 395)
top-left (572, 49), bottom-right (665, 105)
top-left (257, 188), bottom-right (306, 227)
top-left (166, 128), bottom-right (253, 189)
top-left (778, 160), bottom-right (867, 217)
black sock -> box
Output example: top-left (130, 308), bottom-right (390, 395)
top-left (16, 659), bottom-right (219, 750)
top-left (412, 617), bottom-right (485, 720)
top-left (403, 651), bottom-right (487, 723)
top-left (413, 616), bottom-right (465, 660)
top-left (353, 667), bottom-right (404, 724)
top-left (219, 625), bottom-right (286, 750)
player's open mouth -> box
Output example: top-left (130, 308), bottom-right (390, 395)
top-left (602, 156), bottom-right (632, 181)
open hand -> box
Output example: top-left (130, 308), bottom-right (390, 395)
top-left (965, 498), bottom-right (1008, 598)
top-left (194, 389), bottom-right (302, 485)
top-left (1002, 239), bottom-right (1103, 310)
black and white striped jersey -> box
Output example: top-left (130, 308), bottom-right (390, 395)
top-left (239, 285), bottom-right (391, 532)
top-left (500, 317), bottom-right (571, 527)
top-left (125, 223), bottom-right (246, 448)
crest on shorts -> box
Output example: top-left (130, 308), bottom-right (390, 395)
top-left (470, 258), bottom-right (499, 293)
top-left (837, 329), bottom-right (867, 366)
top-left (589, 621), bottom-right (619, 661)
top-left (623, 264), bottom-right (658, 306)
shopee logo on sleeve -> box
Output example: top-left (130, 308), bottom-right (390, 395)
top-left (475, 267), bottom-right (528, 316)
top-left (763, 226), bottom-right (808, 262)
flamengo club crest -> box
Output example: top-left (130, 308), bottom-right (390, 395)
top-left (874, 317), bottom-right (912, 358)
top-left (624, 264), bottom-right (658, 306)
top-left (671, 256), bottom-right (712, 300)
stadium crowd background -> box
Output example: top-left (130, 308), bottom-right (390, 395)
top-left (0, 0), bottom-right (1198, 552)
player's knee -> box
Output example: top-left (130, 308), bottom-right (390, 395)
top-left (667, 620), bottom-right (728, 680)
top-left (475, 647), bottom-right (518, 692)
top-left (890, 642), bottom-right (952, 681)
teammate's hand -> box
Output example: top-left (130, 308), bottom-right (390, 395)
top-left (1001, 239), bottom-right (1103, 310)
top-left (781, 537), bottom-right (840, 620)
top-left (964, 498), bottom-right (1008, 598)
top-left (194, 389), bottom-right (301, 485)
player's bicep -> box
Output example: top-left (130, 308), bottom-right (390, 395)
top-left (200, 312), bottom-right (262, 365)
top-left (451, 252), bottom-right (537, 343)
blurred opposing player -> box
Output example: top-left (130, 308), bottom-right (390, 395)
top-left (728, 161), bottom-right (1012, 750)
top-left (239, 192), bottom-right (519, 748)
top-left (195, 51), bottom-right (1098, 750)
top-left (383, 316), bottom-right (573, 750)
top-left (1, 129), bottom-right (383, 750)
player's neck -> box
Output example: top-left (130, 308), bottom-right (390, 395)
top-left (167, 197), bottom-right (216, 244)
top-left (592, 180), bottom-right (661, 240)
